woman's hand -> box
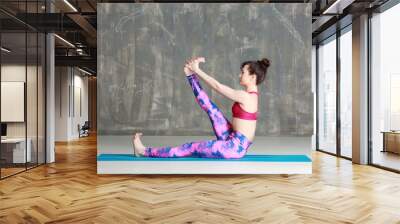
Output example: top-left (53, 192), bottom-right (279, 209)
top-left (186, 57), bottom-right (206, 74)
top-left (183, 63), bottom-right (194, 76)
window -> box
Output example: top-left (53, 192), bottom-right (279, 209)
top-left (318, 35), bottom-right (337, 154)
top-left (370, 2), bottom-right (400, 171)
top-left (340, 27), bottom-right (352, 158)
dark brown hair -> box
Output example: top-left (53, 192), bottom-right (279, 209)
top-left (240, 58), bottom-right (270, 85)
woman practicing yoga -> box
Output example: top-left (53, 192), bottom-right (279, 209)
top-left (132, 56), bottom-right (270, 158)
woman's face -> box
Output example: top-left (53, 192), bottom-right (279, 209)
top-left (239, 64), bottom-right (256, 86)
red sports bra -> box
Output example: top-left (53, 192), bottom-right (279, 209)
top-left (232, 91), bottom-right (259, 120)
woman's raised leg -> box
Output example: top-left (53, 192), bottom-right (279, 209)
top-left (186, 74), bottom-right (233, 140)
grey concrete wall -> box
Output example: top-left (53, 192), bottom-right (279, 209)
top-left (98, 3), bottom-right (312, 136)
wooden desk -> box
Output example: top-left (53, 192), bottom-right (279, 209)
top-left (381, 131), bottom-right (400, 154)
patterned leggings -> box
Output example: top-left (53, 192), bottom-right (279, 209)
top-left (143, 74), bottom-right (253, 159)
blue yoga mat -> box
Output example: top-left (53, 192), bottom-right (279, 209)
top-left (97, 154), bottom-right (312, 162)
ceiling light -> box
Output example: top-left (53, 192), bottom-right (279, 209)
top-left (322, 0), bottom-right (355, 15)
top-left (77, 67), bottom-right (93, 76)
top-left (54, 34), bottom-right (75, 48)
top-left (63, 0), bottom-right (78, 12)
top-left (1, 47), bottom-right (11, 53)
top-left (322, 0), bottom-right (343, 14)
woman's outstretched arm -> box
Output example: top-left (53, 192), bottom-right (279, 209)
top-left (195, 68), bottom-right (249, 104)
top-left (187, 57), bottom-right (249, 104)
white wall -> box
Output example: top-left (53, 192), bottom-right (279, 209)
top-left (71, 72), bottom-right (89, 138)
top-left (2, 63), bottom-right (46, 163)
top-left (1, 66), bottom-right (26, 138)
top-left (1, 65), bottom-right (40, 137)
top-left (1, 64), bottom-right (26, 81)
top-left (55, 67), bottom-right (68, 141)
top-left (55, 67), bottom-right (89, 141)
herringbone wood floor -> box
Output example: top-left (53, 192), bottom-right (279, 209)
top-left (1, 133), bottom-right (400, 224)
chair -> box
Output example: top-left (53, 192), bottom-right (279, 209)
top-left (78, 121), bottom-right (90, 138)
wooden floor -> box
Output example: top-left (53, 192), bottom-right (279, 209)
top-left (1, 134), bottom-right (400, 224)
top-left (1, 167), bottom-right (26, 178)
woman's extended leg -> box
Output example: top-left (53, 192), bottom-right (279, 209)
top-left (143, 134), bottom-right (249, 159)
top-left (186, 74), bottom-right (233, 140)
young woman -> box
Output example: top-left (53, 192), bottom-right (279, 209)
top-left (132, 56), bottom-right (270, 159)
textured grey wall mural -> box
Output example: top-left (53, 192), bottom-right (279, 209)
top-left (98, 3), bottom-right (312, 136)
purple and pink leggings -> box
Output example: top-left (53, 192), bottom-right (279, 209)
top-left (143, 74), bottom-right (252, 159)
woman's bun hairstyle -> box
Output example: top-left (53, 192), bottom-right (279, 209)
top-left (240, 57), bottom-right (270, 85)
top-left (258, 58), bottom-right (270, 69)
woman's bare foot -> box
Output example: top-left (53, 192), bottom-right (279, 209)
top-left (132, 133), bottom-right (146, 157)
